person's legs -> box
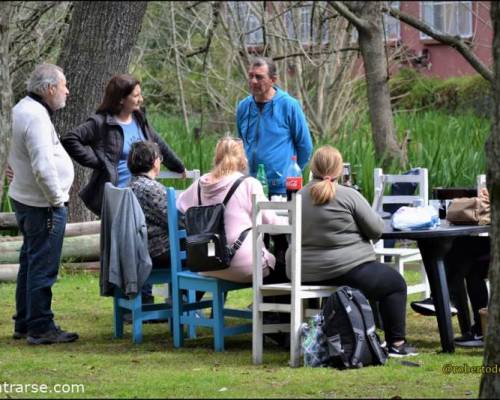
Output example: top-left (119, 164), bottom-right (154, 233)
top-left (320, 262), bottom-right (408, 346)
top-left (142, 251), bottom-right (172, 304)
top-left (446, 237), bottom-right (490, 333)
top-left (12, 201), bottom-right (77, 344)
top-left (12, 201), bottom-right (29, 337)
top-left (336, 262), bottom-right (407, 344)
top-left (28, 206), bottom-right (68, 334)
top-left (13, 201), bottom-right (60, 335)
top-left (464, 257), bottom-right (489, 336)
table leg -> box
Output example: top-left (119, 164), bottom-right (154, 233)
top-left (417, 237), bottom-right (455, 353)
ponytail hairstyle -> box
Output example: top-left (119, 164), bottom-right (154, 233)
top-left (211, 136), bottom-right (248, 179)
top-left (309, 146), bottom-right (344, 205)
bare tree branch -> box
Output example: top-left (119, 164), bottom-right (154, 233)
top-left (384, 5), bottom-right (494, 83)
top-left (273, 47), bottom-right (358, 61)
top-left (329, 1), bottom-right (371, 33)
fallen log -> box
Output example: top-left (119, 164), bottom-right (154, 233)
top-left (0, 213), bottom-right (17, 229)
top-left (63, 261), bottom-right (100, 272)
top-left (0, 215), bottom-right (100, 234)
top-left (0, 220), bottom-right (100, 243)
top-left (0, 234), bottom-right (100, 264)
top-left (64, 221), bottom-right (101, 236)
top-left (0, 235), bottom-right (22, 242)
top-left (0, 261), bottom-right (100, 282)
top-left (0, 264), bottom-right (19, 281)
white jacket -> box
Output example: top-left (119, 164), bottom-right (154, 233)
top-left (8, 96), bottom-right (74, 207)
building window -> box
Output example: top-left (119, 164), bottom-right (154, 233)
top-left (384, 1), bottom-right (400, 41)
top-left (229, 2), bottom-right (264, 45)
top-left (285, 2), bottom-right (329, 45)
top-left (420, 1), bottom-right (472, 38)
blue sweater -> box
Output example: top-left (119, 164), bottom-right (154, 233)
top-left (236, 87), bottom-right (313, 195)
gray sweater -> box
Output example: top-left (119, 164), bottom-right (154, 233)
top-left (286, 181), bottom-right (384, 282)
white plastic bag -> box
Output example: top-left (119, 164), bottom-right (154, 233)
top-left (391, 205), bottom-right (440, 231)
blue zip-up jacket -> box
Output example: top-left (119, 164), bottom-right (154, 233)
top-left (236, 86), bottom-right (313, 195)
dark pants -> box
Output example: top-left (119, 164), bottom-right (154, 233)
top-left (141, 251), bottom-right (171, 300)
top-left (313, 261), bottom-right (408, 344)
top-left (12, 199), bottom-right (67, 335)
top-left (445, 236), bottom-right (490, 335)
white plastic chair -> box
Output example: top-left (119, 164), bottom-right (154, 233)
top-left (372, 168), bottom-right (430, 297)
top-left (251, 193), bottom-right (337, 368)
top-left (158, 169), bottom-right (200, 196)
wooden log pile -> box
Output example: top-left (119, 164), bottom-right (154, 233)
top-left (0, 213), bottom-right (101, 281)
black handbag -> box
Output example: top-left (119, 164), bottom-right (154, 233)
top-left (184, 176), bottom-right (250, 272)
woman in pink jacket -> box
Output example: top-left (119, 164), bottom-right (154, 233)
top-left (177, 137), bottom-right (282, 283)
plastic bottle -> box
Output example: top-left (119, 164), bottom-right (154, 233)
top-left (285, 155), bottom-right (303, 201)
top-left (257, 163), bottom-right (269, 197)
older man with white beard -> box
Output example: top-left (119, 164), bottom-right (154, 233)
top-left (8, 63), bottom-right (78, 345)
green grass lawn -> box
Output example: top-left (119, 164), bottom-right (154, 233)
top-left (0, 270), bottom-right (485, 399)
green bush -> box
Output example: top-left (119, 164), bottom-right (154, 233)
top-left (389, 68), bottom-right (491, 115)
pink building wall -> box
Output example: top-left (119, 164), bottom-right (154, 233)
top-left (398, 1), bottom-right (493, 79)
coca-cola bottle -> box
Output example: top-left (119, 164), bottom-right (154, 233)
top-left (285, 155), bottom-right (303, 201)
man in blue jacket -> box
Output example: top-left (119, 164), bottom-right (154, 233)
top-left (236, 57), bottom-right (313, 197)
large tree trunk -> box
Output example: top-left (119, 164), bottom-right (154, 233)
top-left (355, 2), bottom-right (405, 168)
top-left (0, 2), bottom-right (12, 203)
top-left (330, 1), bottom-right (405, 168)
top-left (480, 2), bottom-right (500, 397)
top-left (54, 1), bottom-right (148, 222)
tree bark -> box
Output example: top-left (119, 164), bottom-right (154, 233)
top-left (54, 1), bottom-right (148, 222)
top-left (480, 2), bottom-right (500, 397)
top-left (330, 1), bottom-right (406, 168)
top-left (0, 2), bottom-right (12, 202)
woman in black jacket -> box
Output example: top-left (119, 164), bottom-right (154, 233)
top-left (62, 74), bottom-right (186, 216)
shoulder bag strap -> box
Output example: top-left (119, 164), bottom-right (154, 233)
top-left (197, 180), bottom-right (202, 206)
top-left (351, 291), bottom-right (388, 365)
top-left (222, 175), bottom-right (248, 206)
top-left (337, 288), bottom-right (366, 368)
top-left (223, 175), bottom-right (250, 257)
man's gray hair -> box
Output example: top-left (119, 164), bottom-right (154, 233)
top-left (27, 63), bottom-right (65, 95)
top-left (250, 57), bottom-right (277, 78)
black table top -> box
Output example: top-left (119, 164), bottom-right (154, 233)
top-left (382, 219), bottom-right (490, 240)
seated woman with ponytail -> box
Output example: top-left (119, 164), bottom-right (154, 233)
top-left (285, 145), bottom-right (417, 358)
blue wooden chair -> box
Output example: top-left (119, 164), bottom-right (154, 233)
top-left (113, 270), bottom-right (172, 344)
top-left (101, 182), bottom-right (173, 344)
top-left (166, 187), bottom-right (252, 351)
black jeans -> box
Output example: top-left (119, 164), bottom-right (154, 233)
top-left (311, 261), bottom-right (408, 344)
top-left (12, 199), bottom-right (67, 335)
top-left (444, 236), bottom-right (490, 334)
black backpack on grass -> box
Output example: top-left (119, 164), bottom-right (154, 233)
top-left (322, 286), bottom-right (388, 369)
top-left (184, 176), bottom-right (250, 272)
